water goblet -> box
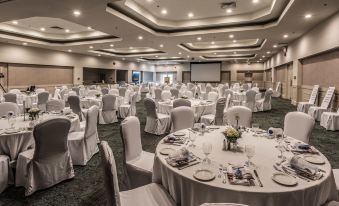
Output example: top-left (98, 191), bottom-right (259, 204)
top-left (189, 131), bottom-right (197, 148)
top-left (202, 142), bottom-right (212, 166)
top-left (245, 144), bottom-right (255, 167)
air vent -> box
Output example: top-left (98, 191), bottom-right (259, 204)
top-left (220, 0), bottom-right (236, 9)
top-left (50, 26), bottom-right (64, 30)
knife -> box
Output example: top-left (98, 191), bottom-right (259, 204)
top-left (254, 170), bottom-right (263, 187)
top-left (178, 161), bottom-right (200, 170)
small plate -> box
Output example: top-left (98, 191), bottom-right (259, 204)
top-left (159, 148), bottom-right (176, 155)
top-left (272, 172), bottom-right (297, 186)
top-left (173, 131), bottom-right (185, 136)
top-left (193, 169), bottom-right (215, 181)
top-left (303, 154), bottom-right (325, 165)
top-left (5, 129), bottom-right (20, 134)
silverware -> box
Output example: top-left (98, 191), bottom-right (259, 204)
top-left (218, 164), bottom-right (223, 178)
top-left (222, 168), bottom-right (228, 184)
top-left (178, 161), bottom-right (200, 170)
top-left (282, 166), bottom-right (311, 182)
top-left (253, 170), bottom-right (263, 187)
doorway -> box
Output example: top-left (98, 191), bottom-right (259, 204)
top-left (287, 63), bottom-right (293, 100)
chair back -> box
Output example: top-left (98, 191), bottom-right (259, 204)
top-left (33, 118), bottom-right (71, 161)
top-left (101, 88), bottom-right (109, 95)
top-left (171, 106), bottom-right (194, 132)
top-left (102, 94), bottom-right (116, 111)
top-left (170, 88), bottom-right (179, 98)
top-left (284, 112), bottom-right (315, 143)
top-left (144, 98), bottom-right (158, 119)
top-left (46, 99), bottom-right (65, 112)
top-left (225, 106), bottom-right (252, 128)
top-left (109, 89), bottom-right (119, 96)
top-left (173, 99), bottom-right (191, 108)
top-left (9, 89), bottom-right (21, 94)
top-left (208, 92), bottom-right (219, 102)
top-left (4, 93), bottom-right (17, 103)
top-left (84, 105), bottom-right (99, 139)
top-left (185, 90), bottom-right (193, 99)
top-left (120, 116), bottom-right (142, 162)
top-left (118, 87), bottom-right (127, 97)
top-left (161, 90), bottom-right (172, 101)
top-left (0, 102), bottom-right (20, 117)
top-left (68, 96), bottom-right (83, 121)
top-left (225, 94), bottom-right (231, 110)
top-left (37, 92), bottom-right (49, 105)
top-left (206, 85), bottom-right (212, 94)
top-left (242, 84), bottom-right (249, 91)
top-left (245, 90), bottom-right (257, 111)
top-left (308, 85), bottom-right (319, 104)
top-left (98, 141), bottom-right (121, 206)
top-left (263, 89), bottom-right (273, 103)
top-left (35, 88), bottom-right (45, 94)
top-left (215, 98), bottom-right (226, 125)
top-left (87, 90), bottom-right (98, 97)
top-left (320, 87), bottom-right (335, 109)
top-left (130, 92), bottom-right (138, 106)
top-left (154, 88), bottom-right (162, 100)
top-left (224, 89), bottom-right (233, 100)
top-left (72, 87), bottom-right (80, 96)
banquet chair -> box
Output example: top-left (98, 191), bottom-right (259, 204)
top-left (144, 98), bottom-right (170, 135)
top-left (320, 108), bottom-right (339, 131)
top-left (171, 106), bottom-right (195, 132)
top-left (308, 87), bottom-right (336, 121)
top-left (0, 102), bottom-right (20, 117)
top-left (161, 90), bottom-right (172, 101)
top-left (98, 141), bottom-right (176, 206)
top-left (332, 169), bottom-right (339, 192)
top-left (101, 87), bottom-right (109, 95)
top-left (59, 88), bottom-right (69, 101)
top-left (72, 87), bottom-right (80, 96)
top-left (224, 89), bottom-right (233, 100)
top-left (173, 99), bottom-right (191, 108)
top-left (8, 89), bottom-right (21, 94)
top-left (297, 85), bottom-right (319, 113)
top-left (37, 91), bottom-right (49, 112)
top-left (242, 84), bottom-right (249, 91)
top-left (16, 118), bottom-right (74, 196)
top-left (99, 94), bottom-right (118, 124)
top-left (284, 112), bottom-right (315, 144)
top-left (252, 87), bottom-right (260, 93)
top-left (200, 203), bottom-right (248, 206)
top-left (120, 116), bottom-right (154, 188)
top-left (119, 92), bottom-right (138, 119)
top-left (201, 98), bottom-right (226, 126)
top-left (224, 106), bottom-right (252, 128)
top-left (325, 201), bottom-right (339, 206)
top-left (170, 88), bottom-right (179, 98)
top-left (68, 96), bottom-right (86, 121)
top-left (54, 88), bottom-right (61, 99)
top-left (87, 90), bottom-right (99, 97)
top-left (184, 90), bottom-right (194, 99)
top-left (68, 105), bottom-right (99, 165)
top-left (208, 91), bottom-right (219, 102)
top-left (119, 87), bottom-right (127, 97)
top-left (0, 155), bottom-right (9, 194)
top-left (89, 85), bottom-right (96, 90)
top-left (255, 89), bottom-right (273, 112)
top-left (244, 90), bottom-right (257, 112)
top-left (35, 88), bottom-right (45, 94)
top-left (68, 91), bottom-right (77, 96)
top-left (109, 88), bottom-right (119, 96)
top-left (4, 93), bottom-right (17, 103)
top-left (154, 88), bottom-right (162, 101)
top-left (272, 82), bottom-right (281, 98)
top-left (46, 99), bottom-right (65, 112)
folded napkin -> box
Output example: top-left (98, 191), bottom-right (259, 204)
top-left (291, 143), bottom-right (319, 154)
top-left (227, 165), bottom-right (254, 186)
top-left (163, 135), bottom-right (185, 144)
top-left (166, 148), bottom-right (196, 167)
top-left (290, 156), bottom-right (322, 180)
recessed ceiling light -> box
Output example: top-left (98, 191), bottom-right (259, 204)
top-left (89, 46), bottom-right (94, 49)
top-left (214, 53), bottom-right (217, 55)
top-left (197, 37), bottom-right (202, 41)
top-left (273, 45), bottom-right (278, 48)
top-left (267, 51), bottom-right (271, 54)
top-left (233, 51), bottom-right (237, 54)
top-left (138, 36), bottom-right (143, 40)
top-left (12, 20), bottom-right (18, 25)
top-left (229, 34), bottom-right (234, 38)
top-left (146, 0), bottom-right (153, 2)
top-left (87, 27), bottom-right (92, 30)
top-left (22, 42), bottom-right (27, 46)
top-left (65, 29), bottom-right (70, 33)
top-left (305, 14), bottom-right (312, 19)
top-left (178, 52), bottom-right (182, 55)
top-left (187, 55), bottom-right (190, 58)
top-left (40, 27), bottom-right (45, 31)
top-left (188, 12), bottom-right (194, 18)
top-left (155, 56), bottom-right (158, 58)
top-left (161, 9), bottom-right (167, 15)
top-left (160, 44), bottom-right (164, 48)
top-left (73, 10), bottom-right (81, 16)
top-left (226, 9), bottom-right (232, 13)
top-left (259, 59), bottom-right (262, 61)
top-left (252, 0), bottom-right (259, 3)
top-left (129, 47), bottom-right (134, 49)
top-left (283, 34), bottom-right (289, 38)
top-left (233, 40), bottom-right (237, 43)
top-left (110, 44), bottom-right (114, 47)
top-left (262, 55), bottom-right (266, 58)
top-left (98, 54), bottom-right (101, 56)
top-left (68, 49), bottom-right (72, 52)
top-left (122, 58), bottom-right (126, 60)
top-left (211, 41), bottom-right (215, 44)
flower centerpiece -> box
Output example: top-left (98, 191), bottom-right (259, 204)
top-left (28, 108), bottom-right (40, 120)
top-left (95, 93), bottom-right (101, 98)
top-left (181, 95), bottom-right (188, 99)
top-left (222, 127), bottom-right (241, 151)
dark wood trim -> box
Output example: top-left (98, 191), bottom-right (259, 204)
top-left (182, 71), bottom-right (191, 83)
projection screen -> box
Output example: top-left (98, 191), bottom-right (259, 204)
top-left (190, 62), bottom-right (221, 82)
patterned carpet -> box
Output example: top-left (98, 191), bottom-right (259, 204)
top-left (1, 95), bottom-right (338, 206)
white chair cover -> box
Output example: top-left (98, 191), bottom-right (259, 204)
top-left (119, 93), bottom-right (137, 119)
top-left (46, 99), bottom-right (65, 112)
top-left (297, 85), bottom-right (319, 113)
top-left (171, 106), bottom-right (194, 132)
top-left (16, 118), bottom-right (74, 196)
top-left (0, 155), bottom-right (9, 194)
top-left (208, 92), bottom-right (219, 102)
top-left (99, 94), bottom-right (118, 124)
top-left (68, 96), bottom-right (85, 121)
top-left (87, 90), bottom-right (99, 97)
top-left (201, 98), bottom-right (226, 126)
top-left (68, 91), bottom-right (77, 96)
top-left (120, 116), bottom-right (153, 188)
top-left (333, 169), bottom-right (339, 191)
top-left (185, 90), bottom-right (194, 99)
top-left (244, 90), bottom-right (257, 112)
top-left (308, 87), bottom-right (335, 121)
top-left (9, 89), bottom-right (21, 94)
top-left (284, 112), bottom-right (315, 143)
top-left (37, 91), bottom-right (49, 112)
top-left (173, 99), bottom-right (191, 108)
top-left (54, 88), bottom-right (61, 99)
top-left (35, 88), bottom-right (45, 94)
top-left (154, 88), bottom-right (162, 101)
top-left (0, 102), bottom-right (20, 117)
top-left (68, 105), bottom-right (99, 165)
top-left (255, 89), bottom-right (273, 112)
top-left (161, 90), bottom-right (172, 101)
top-left (325, 201), bottom-right (339, 206)
top-left (272, 82), bottom-right (281, 97)
top-left (98, 141), bottom-right (176, 206)
top-left (144, 98), bottom-right (170, 135)
top-left (170, 89), bottom-right (179, 98)
top-left (320, 109), bottom-right (339, 131)
top-left (109, 89), bottom-right (119, 96)
top-left (224, 106), bottom-right (252, 128)
top-left (4, 93), bottom-right (17, 103)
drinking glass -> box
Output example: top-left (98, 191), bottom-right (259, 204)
top-left (202, 142), bottom-right (212, 165)
top-left (245, 144), bottom-right (255, 167)
top-left (189, 131), bottom-right (197, 148)
top-left (8, 116), bottom-right (16, 129)
top-left (252, 123), bottom-right (260, 130)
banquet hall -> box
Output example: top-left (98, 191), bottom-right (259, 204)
top-left (0, 0), bottom-right (339, 205)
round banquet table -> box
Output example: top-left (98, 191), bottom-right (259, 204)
top-left (152, 127), bottom-right (338, 206)
top-left (80, 96), bottom-right (124, 109)
top-left (0, 113), bottom-right (80, 161)
top-left (158, 99), bottom-right (215, 121)
top-left (232, 92), bottom-right (261, 102)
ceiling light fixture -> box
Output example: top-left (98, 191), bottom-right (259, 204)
top-left (138, 35), bottom-right (143, 40)
top-left (233, 40), bottom-right (237, 43)
top-left (89, 46), bottom-right (93, 49)
top-left (122, 58), bottom-right (126, 60)
top-left (87, 26), bottom-right (92, 30)
top-left (305, 14), bottom-right (312, 19)
top-left (233, 51), bottom-right (237, 54)
top-left (262, 55), bottom-right (266, 58)
top-left (161, 9), bottom-right (167, 15)
top-left (187, 55), bottom-right (190, 58)
top-left (22, 42), bottom-right (27, 46)
top-left (98, 54), bottom-right (101, 56)
top-left (283, 34), bottom-right (289, 38)
top-left (65, 29), bottom-right (70, 33)
top-left (160, 44), bottom-right (164, 48)
top-left (197, 37), bottom-right (202, 41)
top-left (273, 45), bottom-right (278, 48)
top-left (40, 27), bottom-right (45, 31)
top-left (110, 44), bottom-right (114, 47)
top-left (155, 56), bottom-right (158, 58)
top-left (178, 52), bottom-right (182, 55)
top-left (229, 34), bottom-right (234, 38)
top-left (188, 12), bottom-right (194, 18)
top-left (267, 51), bottom-right (271, 54)
top-left (214, 53), bottom-right (217, 55)
top-left (226, 9), bottom-right (232, 13)
top-left (68, 49), bottom-right (72, 52)
top-left (12, 20), bottom-right (18, 25)
top-left (73, 10), bottom-right (81, 16)
top-left (211, 41), bottom-right (215, 44)
top-left (252, 0), bottom-right (259, 3)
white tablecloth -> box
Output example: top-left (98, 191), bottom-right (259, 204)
top-left (232, 92), bottom-right (261, 102)
top-left (0, 114), bottom-right (80, 161)
top-left (320, 112), bottom-right (339, 131)
top-left (152, 127), bottom-right (338, 206)
top-left (80, 96), bottom-right (124, 109)
top-left (158, 99), bottom-right (215, 121)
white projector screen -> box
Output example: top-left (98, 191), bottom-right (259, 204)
top-left (190, 62), bottom-right (221, 82)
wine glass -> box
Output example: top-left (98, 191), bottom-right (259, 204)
top-left (189, 131), bottom-right (197, 148)
top-left (8, 116), bottom-right (16, 129)
top-left (202, 142), bottom-right (212, 165)
top-left (245, 144), bottom-right (255, 167)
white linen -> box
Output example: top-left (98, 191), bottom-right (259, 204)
top-left (297, 85), bottom-right (319, 113)
top-left (284, 112), bottom-right (315, 143)
top-left (152, 127), bottom-right (338, 206)
top-left (0, 155), bottom-right (9, 193)
top-left (171, 107), bottom-right (195, 132)
top-left (320, 111), bottom-right (339, 131)
top-left (333, 169), bottom-right (339, 191)
top-left (224, 106), bottom-right (252, 128)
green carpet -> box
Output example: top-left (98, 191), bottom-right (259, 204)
top-left (1, 96), bottom-right (338, 206)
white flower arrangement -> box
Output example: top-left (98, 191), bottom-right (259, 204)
top-left (223, 127), bottom-right (241, 143)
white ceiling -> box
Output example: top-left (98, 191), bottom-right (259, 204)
top-left (0, 0), bottom-right (338, 64)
